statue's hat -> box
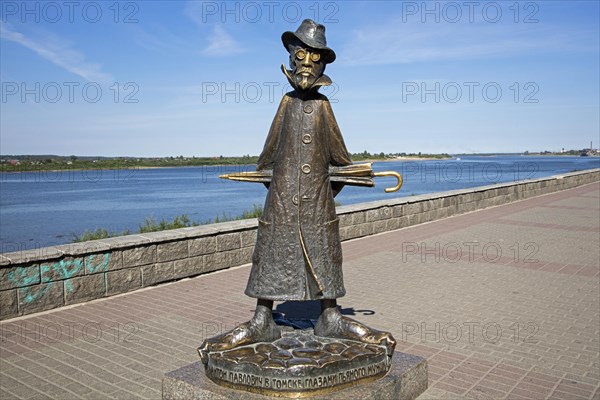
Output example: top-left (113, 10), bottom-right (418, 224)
top-left (282, 19), bottom-right (336, 64)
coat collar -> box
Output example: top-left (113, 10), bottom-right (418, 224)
top-left (281, 64), bottom-right (332, 96)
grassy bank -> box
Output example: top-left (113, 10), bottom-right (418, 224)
top-left (71, 205), bottom-right (265, 242)
top-left (71, 202), bottom-right (346, 243)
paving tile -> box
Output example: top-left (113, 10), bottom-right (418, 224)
top-left (0, 182), bottom-right (598, 399)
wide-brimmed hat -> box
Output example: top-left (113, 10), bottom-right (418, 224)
top-left (281, 19), bottom-right (336, 64)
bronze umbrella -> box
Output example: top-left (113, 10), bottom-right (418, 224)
top-left (220, 162), bottom-right (403, 193)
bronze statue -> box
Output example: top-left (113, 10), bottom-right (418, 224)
top-left (199, 20), bottom-right (398, 360)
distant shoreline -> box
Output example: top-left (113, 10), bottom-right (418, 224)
top-left (356, 156), bottom-right (452, 163)
top-left (393, 156), bottom-right (453, 161)
top-left (1, 156), bottom-right (456, 173)
top-left (5, 155), bottom-right (595, 174)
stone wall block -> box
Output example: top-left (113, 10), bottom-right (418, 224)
top-left (0, 289), bottom-right (18, 319)
top-left (446, 205), bottom-right (456, 217)
top-left (86, 251), bottom-right (122, 273)
top-left (405, 203), bottom-right (421, 215)
top-left (380, 206), bottom-right (392, 220)
top-left (409, 213), bottom-right (422, 226)
top-left (123, 245), bottom-right (156, 267)
top-left (216, 233), bottom-right (241, 252)
top-left (204, 249), bottom-right (245, 273)
top-left (386, 218), bottom-right (401, 231)
top-left (62, 241), bottom-right (110, 256)
top-left (142, 262), bottom-right (174, 287)
top-left (240, 247), bottom-right (253, 264)
top-left (430, 199), bottom-right (443, 210)
top-left (189, 236), bottom-right (216, 257)
top-left (157, 241), bottom-right (189, 262)
top-left (339, 227), bottom-right (349, 241)
top-left (107, 268), bottom-right (142, 295)
top-left (344, 225), bottom-right (360, 240)
top-left (422, 211), bottom-right (432, 223)
top-left (397, 216), bottom-right (409, 229)
top-left (241, 230), bottom-right (258, 247)
top-left (222, 249), bottom-right (243, 269)
top-left (174, 258), bottom-right (195, 279)
top-left (513, 191), bottom-right (522, 201)
top-left (0, 264), bottom-right (40, 290)
top-left (437, 207), bottom-right (448, 219)
top-left (392, 205), bottom-right (404, 218)
top-left (203, 253), bottom-right (224, 273)
top-left (338, 214), bottom-right (353, 228)
top-left (373, 220), bottom-right (387, 234)
top-left (65, 274), bottom-right (106, 305)
top-left (41, 257), bottom-right (85, 283)
top-left (352, 212), bottom-right (366, 224)
top-left (18, 282), bottom-right (64, 315)
top-left (358, 223), bottom-right (374, 237)
top-left (366, 209), bottom-right (381, 222)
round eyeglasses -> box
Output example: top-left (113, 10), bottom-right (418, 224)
top-left (295, 49), bottom-right (321, 63)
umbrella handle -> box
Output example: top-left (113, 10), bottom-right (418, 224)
top-left (374, 171), bottom-right (403, 193)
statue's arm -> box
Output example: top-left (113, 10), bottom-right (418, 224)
top-left (257, 95), bottom-right (289, 188)
top-left (257, 95), bottom-right (289, 171)
top-left (323, 100), bottom-right (352, 197)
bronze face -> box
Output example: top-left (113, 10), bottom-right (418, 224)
top-left (290, 47), bottom-right (325, 91)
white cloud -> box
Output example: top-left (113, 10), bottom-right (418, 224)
top-left (0, 23), bottom-right (112, 83)
top-left (339, 18), bottom-right (573, 66)
top-left (183, 1), bottom-right (246, 57)
top-left (183, 0), bottom-right (205, 27)
top-left (202, 25), bottom-right (246, 57)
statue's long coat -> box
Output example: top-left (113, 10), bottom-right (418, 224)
top-left (245, 88), bottom-right (352, 300)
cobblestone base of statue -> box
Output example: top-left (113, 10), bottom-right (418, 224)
top-left (199, 325), bottom-right (393, 398)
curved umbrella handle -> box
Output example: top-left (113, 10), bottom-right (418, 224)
top-left (373, 171), bottom-right (403, 193)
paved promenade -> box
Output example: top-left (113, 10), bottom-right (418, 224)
top-left (1, 182), bottom-right (598, 399)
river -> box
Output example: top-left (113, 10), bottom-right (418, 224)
top-left (1, 155), bottom-right (598, 251)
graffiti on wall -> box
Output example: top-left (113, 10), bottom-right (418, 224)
top-left (6, 253), bottom-right (111, 304)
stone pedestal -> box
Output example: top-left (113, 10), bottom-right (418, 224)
top-left (163, 351), bottom-right (427, 399)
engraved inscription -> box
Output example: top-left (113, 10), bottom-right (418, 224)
top-left (207, 358), bottom-right (390, 391)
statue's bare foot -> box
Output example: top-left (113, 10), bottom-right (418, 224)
top-left (314, 307), bottom-right (396, 356)
top-left (198, 307), bottom-right (281, 363)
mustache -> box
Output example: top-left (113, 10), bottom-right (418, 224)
top-left (295, 67), bottom-right (314, 76)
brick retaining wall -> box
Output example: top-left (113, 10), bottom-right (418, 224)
top-left (1, 169), bottom-right (598, 320)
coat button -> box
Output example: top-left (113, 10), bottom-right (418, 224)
top-left (303, 104), bottom-right (313, 114)
top-left (302, 133), bottom-right (312, 144)
top-left (292, 195), bottom-right (298, 205)
top-left (301, 164), bottom-right (311, 174)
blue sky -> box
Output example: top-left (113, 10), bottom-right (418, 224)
top-left (1, 1), bottom-right (598, 156)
